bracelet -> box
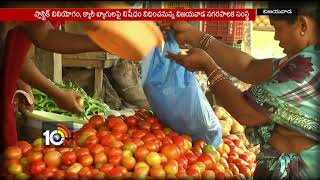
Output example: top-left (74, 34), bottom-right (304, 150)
top-left (207, 66), bottom-right (221, 81)
top-left (207, 72), bottom-right (230, 88)
top-left (200, 33), bottom-right (216, 50)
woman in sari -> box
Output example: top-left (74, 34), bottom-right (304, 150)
top-left (159, 2), bottom-right (319, 179)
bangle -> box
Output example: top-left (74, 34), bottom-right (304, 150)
top-left (207, 66), bottom-right (221, 80)
top-left (207, 72), bottom-right (230, 88)
top-left (200, 33), bottom-right (216, 50)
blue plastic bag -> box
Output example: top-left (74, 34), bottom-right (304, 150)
top-left (141, 32), bottom-right (222, 147)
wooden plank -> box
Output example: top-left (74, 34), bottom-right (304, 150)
top-left (53, 53), bottom-right (62, 83)
top-left (94, 68), bottom-right (103, 98)
top-left (104, 59), bottom-right (119, 68)
top-left (62, 58), bottom-right (104, 68)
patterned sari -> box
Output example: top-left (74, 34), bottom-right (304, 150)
top-left (243, 44), bottom-right (320, 180)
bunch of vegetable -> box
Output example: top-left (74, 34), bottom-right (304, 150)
top-left (32, 82), bottom-right (110, 119)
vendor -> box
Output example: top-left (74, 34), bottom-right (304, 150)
top-left (0, 21), bottom-right (103, 153)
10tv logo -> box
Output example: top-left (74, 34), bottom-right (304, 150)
top-left (43, 124), bottom-right (72, 146)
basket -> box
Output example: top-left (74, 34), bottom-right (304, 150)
top-left (18, 110), bottom-right (86, 142)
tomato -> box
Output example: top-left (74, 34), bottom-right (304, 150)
top-left (134, 146), bottom-right (149, 162)
top-left (176, 166), bottom-right (187, 178)
top-left (107, 116), bottom-right (123, 129)
top-left (154, 139), bottom-right (162, 151)
top-left (108, 148), bottom-right (123, 158)
top-left (81, 123), bottom-right (94, 130)
top-left (144, 141), bottom-right (159, 152)
top-left (84, 135), bottom-right (99, 148)
top-left (215, 171), bottom-right (226, 180)
top-left (98, 126), bottom-right (109, 132)
top-left (121, 155), bottom-right (136, 171)
top-left (229, 163), bottom-right (240, 176)
top-left (164, 160), bottom-right (179, 175)
top-left (56, 148), bottom-right (71, 155)
top-left (202, 170), bottom-right (216, 179)
top-left (227, 155), bottom-right (238, 163)
top-left (100, 163), bottom-right (114, 174)
top-left (176, 154), bottom-right (188, 169)
top-left (79, 166), bottom-right (92, 178)
top-left (186, 165), bottom-right (201, 177)
top-left (75, 147), bottom-right (90, 157)
top-left (81, 127), bottom-right (97, 136)
top-left (212, 163), bottom-right (225, 174)
top-left (53, 170), bottom-right (65, 179)
top-left (182, 133), bottom-right (192, 142)
top-left (94, 152), bottom-right (108, 165)
top-left (234, 158), bottom-right (249, 168)
top-left (40, 167), bottom-right (57, 178)
top-left (160, 144), bottom-right (181, 160)
top-left (65, 172), bottom-right (79, 179)
top-left (153, 130), bottom-right (166, 139)
top-left (131, 129), bottom-right (147, 139)
top-left (193, 139), bottom-right (207, 149)
top-left (160, 136), bottom-right (173, 146)
top-left (42, 147), bottom-right (55, 154)
top-left (108, 155), bottom-right (122, 166)
top-left (4, 146), bottom-right (22, 160)
top-left (91, 144), bottom-right (105, 155)
top-left (132, 138), bottom-right (144, 147)
top-left (100, 134), bottom-right (116, 146)
top-left (122, 142), bottom-right (138, 153)
top-left (112, 121), bottom-right (128, 134)
top-left (229, 151), bottom-right (239, 158)
top-left (43, 150), bottom-right (61, 168)
top-left (7, 162), bottom-right (23, 175)
top-left (121, 134), bottom-right (130, 142)
top-left (138, 121), bottom-right (151, 131)
top-left (108, 166), bottom-right (124, 177)
top-left (26, 151), bottom-right (43, 163)
top-left (184, 150), bottom-right (198, 164)
top-left (17, 141), bottom-right (32, 155)
top-left (78, 154), bottom-right (93, 166)
top-left (142, 133), bottom-right (157, 142)
top-left (30, 160), bottom-right (46, 175)
top-left (89, 114), bottom-right (105, 129)
top-left (62, 151), bottom-right (76, 166)
top-left (151, 122), bottom-right (163, 131)
top-left (144, 117), bottom-right (156, 124)
top-left (111, 130), bottom-right (123, 140)
top-left (109, 140), bottom-right (124, 148)
top-left (197, 153), bottom-right (215, 170)
top-left (172, 136), bottom-right (185, 149)
top-left (150, 164), bottom-right (166, 178)
top-left (125, 116), bottom-right (138, 127)
top-left (167, 131), bottom-right (179, 139)
top-left (191, 146), bottom-right (203, 157)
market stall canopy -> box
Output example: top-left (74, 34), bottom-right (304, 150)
top-left (82, 2), bottom-right (163, 61)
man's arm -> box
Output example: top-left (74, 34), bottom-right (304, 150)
top-left (20, 21), bottom-right (103, 54)
top-left (20, 58), bottom-right (83, 113)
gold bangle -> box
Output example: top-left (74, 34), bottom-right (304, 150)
top-left (207, 66), bottom-right (221, 81)
top-left (207, 72), bottom-right (229, 88)
top-left (200, 33), bottom-right (216, 50)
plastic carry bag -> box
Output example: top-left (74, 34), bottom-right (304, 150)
top-left (141, 32), bottom-right (222, 147)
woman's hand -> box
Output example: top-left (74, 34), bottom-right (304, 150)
top-left (52, 89), bottom-right (84, 114)
top-left (165, 48), bottom-right (217, 74)
top-left (157, 21), bottom-right (197, 46)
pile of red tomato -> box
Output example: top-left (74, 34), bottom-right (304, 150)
top-left (1, 109), bottom-right (256, 179)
